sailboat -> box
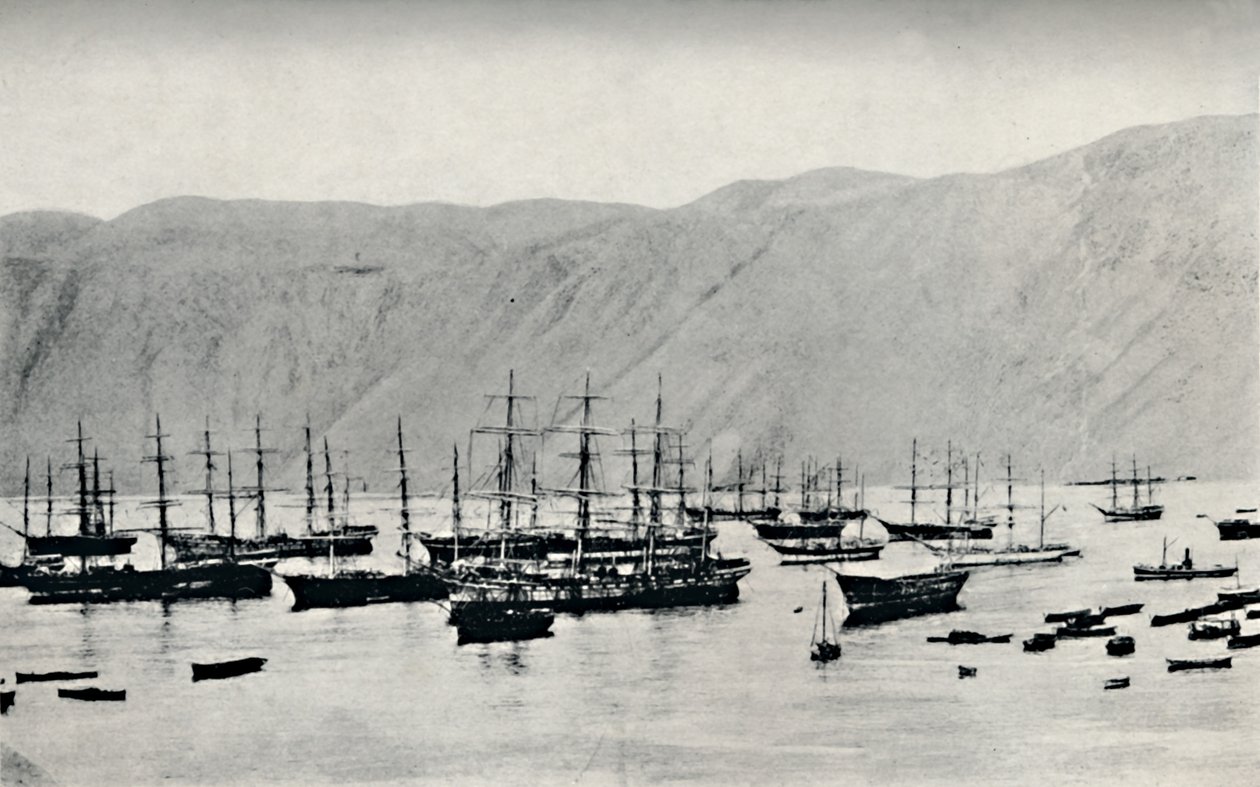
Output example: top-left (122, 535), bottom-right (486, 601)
top-left (23, 416), bottom-right (272, 604)
top-left (281, 418), bottom-right (447, 610)
top-left (166, 416), bottom-right (374, 563)
top-left (754, 465), bottom-right (885, 563)
top-left (0, 458), bottom-right (66, 585)
top-left (873, 440), bottom-right (995, 541)
top-left (925, 462), bottom-right (1080, 567)
top-left (22, 424), bottom-right (137, 559)
top-left (1092, 457), bottom-right (1164, 521)
top-left (810, 581), bottom-right (843, 662)
top-left (686, 451), bottom-right (784, 521)
top-left (438, 373), bottom-right (751, 618)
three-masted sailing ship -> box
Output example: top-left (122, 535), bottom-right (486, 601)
top-left (281, 418), bottom-right (447, 610)
top-left (433, 373), bottom-right (751, 622)
top-left (1092, 456), bottom-right (1164, 521)
top-left (23, 416), bottom-right (272, 604)
top-left (752, 456), bottom-right (885, 562)
top-left (874, 440), bottom-right (995, 541)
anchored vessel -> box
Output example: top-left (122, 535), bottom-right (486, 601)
top-left (810, 581), bottom-right (843, 662)
top-left (24, 417), bottom-right (271, 605)
top-left (876, 441), bottom-right (995, 541)
top-left (282, 418), bottom-right (447, 610)
top-left (1132, 538), bottom-right (1236, 581)
top-left (755, 457), bottom-right (885, 563)
top-left (1092, 457), bottom-right (1163, 521)
top-left (830, 565), bottom-right (968, 626)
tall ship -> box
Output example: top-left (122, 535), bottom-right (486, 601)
top-left (1092, 457), bottom-right (1164, 521)
top-left (281, 418), bottom-right (447, 610)
top-left (922, 460), bottom-right (1080, 567)
top-left (22, 424), bottom-right (137, 560)
top-left (23, 416), bottom-right (271, 605)
top-left (436, 373), bottom-right (751, 619)
top-left (753, 457), bottom-right (885, 563)
top-left (166, 416), bottom-right (374, 563)
top-left (874, 440), bottom-right (995, 541)
top-left (686, 451), bottom-right (783, 521)
top-left (0, 458), bottom-right (66, 586)
top-left (830, 566), bottom-right (969, 626)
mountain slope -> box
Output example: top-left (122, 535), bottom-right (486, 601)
top-left (0, 114), bottom-right (1254, 498)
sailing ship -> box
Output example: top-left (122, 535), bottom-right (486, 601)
top-left (281, 418), bottom-right (447, 610)
top-left (23, 416), bottom-right (272, 604)
top-left (1132, 537), bottom-right (1236, 581)
top-left (753, 457), bottom-right (886, 563)
top-left (809, 581), bottom-right (842, 662)
top-left (437, 373), bottom-right (752, 619)
top-left (0, 457), bottom-right (67, 585)
top-left (166, 417), bottom-right (374, 563)
top-left (924, 462), bottom-right (1080, 567)
top-left (1092, 457), bottom-right (1164, 521)
top-left (874, 440), bottom-right (995, 541)
top-left (686, 451), bottom-right (784, 521)
top-left (22, 425), bottom-right (137, 559)
top-left (828, 565), bottom-right (969, 626)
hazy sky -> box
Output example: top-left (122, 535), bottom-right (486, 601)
top-left (2, 0), bottom-right (1259, 218)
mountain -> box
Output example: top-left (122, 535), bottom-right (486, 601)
top-left (0, 113), bottom-right (1255, 502)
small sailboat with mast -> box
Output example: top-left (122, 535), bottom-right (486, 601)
top-left (810, 581), bottom-right (843, 662)
top-left (24, 415), bottom-right (272, 604)
top-left (280, 417), bottom-right (447, 610)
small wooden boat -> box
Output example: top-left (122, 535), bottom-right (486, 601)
top-left (1044, 608), bottom-right (1091, 623)
top-left (455, 605), bottom-right (556, 645)
top-left (1249, 609), bottom-right (1260, 620)
top-left (1166, 657), bottom-right (1232, 673)
top-left (957, 665), bottom-right (977, 678)
top-left (1, 680), bottom-right (13, 714)
top-left (1056, 624), bottom-right (1116, 638)
top-left (1216, 587), bottom-right (1260, 604)
top-left (809, 582), bottom-right (842, 662)
top-left (1100, 603), bottom-right (1144, 618)
top-left (58, 687), bottom-right (126, 701)
top-left (1151, 600), bottom-right (1239, 627)
top-left (927, 630), bottom-right (1012, 645)
top-left (1188, 619), bottom-right (1240, 640)
top-left (1104, 677), bottom-right (1130, 690)
top-left (191, 657), bottom-right (267, 682)
top-left (15, 670), bottom-right (99, 684)
top-left (1227, 632), bottom-right (1260, 650)
top-left (1023, 633), bottom-right (1057, 652)
top-left (1106, 635), bottom-right (1135, 656)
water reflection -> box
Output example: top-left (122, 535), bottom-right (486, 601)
top-left (474, 643), bottom-right (530, 675)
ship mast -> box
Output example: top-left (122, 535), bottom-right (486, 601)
top-left (835, 454), bottom-right (843, 514)
top-left (1147, 465), bottom-right (1154, 507)
top-left (773, 456), bottom-right (783, 509)
top-left (701, 448), bottom-right (713, 565)
top-left (545, 372), bottom-right (614, 570)
top-left (252, 415), bottom-right (277, 540)
top-left (1039, 467), bottom-right (1046, 550)
top-left (142, 415), bottom-right (177, 571)
top-left (304, 417), bottom-right (315, 536)
top-left (761, 461), bottom-right (768, 512)
top-left (191, 416), bottom-right (219, 534)
top-left (107, 470), bottom-right (115, 534)
top-left (21, 457), bottom-right (30, 560)
top-left (72, 421), bottom-right (90, 537)
top-left (45, 457), bottom-right (53, 536)
top-left (1110, 456), bottom-right (1118, 511)
top-left (91, 449), bottom-right (105, 536)
top-left (909, 439), bottom-right (918, 526)
top-left (226, 451), bottom-right (238, 561)
top-left (1005, 453), bottom-right (1015, 549)
top-left (471, 370), bottom-right (538, 536)
top-left (650, 374), bottom-right (664, 525)
top-left (962, 457), bottom-right (970, 523)
top-left (628, 419), bottom-right (643, 531)
top-left (736, 449), bottom-right (744, 518)
top-left (323, 438), bottom-right (336, 532)
top-left (396, 417), bottom-right (411, 574)
top-left (451, 442), bottom-right (462, 562)
top-left (973, 451), bottom-right (981, 521)
top-left (1131, 455), bottom-right (1140, 510)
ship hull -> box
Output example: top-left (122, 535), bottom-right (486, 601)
top-left (24, 562), bottom-right (272, 604)
top-left (758, 536), bottom-right (883, 563)
top-left (947, 546), bottom-right (1076, 567)
top-left (877, 520), bottom-right (994, 542)
top-left (1217, 519), bottom-right (1260, 540)
top-left (283, 570), bottom-right (447, 610)
top-left (167, 532), bottom-right (373, 562)
top-left (26, 534), bottom-right (137, 557)
top-left (454, 606), bottom-right (556, 644)
top-left (1133, 565), bottom-right (1237, 581)
top-left (1092, 504), bottom-right (1164, 522)
top-left (833, 569), bottom-right (969, 626)
top-left (419, 530), bottom-right (707, 565)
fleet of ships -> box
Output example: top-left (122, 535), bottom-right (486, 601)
top-left (0, 371), bottom-right (1255, 655)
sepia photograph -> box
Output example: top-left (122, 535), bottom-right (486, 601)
top-left (1, 0), bottom-right (1258, 784)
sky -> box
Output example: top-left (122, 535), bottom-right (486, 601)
top-left (2, 0), bottom-right (1259, 219)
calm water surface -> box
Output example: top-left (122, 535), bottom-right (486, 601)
top-left (2, 480), bottom-right (1259, 785)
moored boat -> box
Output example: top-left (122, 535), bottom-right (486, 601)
top-left (1188, 618), bottom-right (1240, 640)
top-left (1151, 600), bottom-right (1241, 627)
top-left (1056, 624), bottom-right (1116, 638)
top-left (1092, 457), bottom-right (1163, 521)
top-left (1104, 677), bottom-right (1130, 690)
top-left (831, 566), bottom-right (968, 626)
top-left (191, 657), bottom-right (267, 682)
top-left (58, 687), bottom-right (126, 701)
top-left (926, 630), bottom-right (1011, 645)
top-left (1166, 657), bottom-right (1231, 673)
top-left (1023, 633), bottom-right (1057, 652)
top-left (809, 581), bottom-right (843, 662)
top-left (1100, 603), bottom-right (1144, 618)
top-left (1045, 608), bottom-right (1091, 623)
top-left (1227, 632), bottom-right (1260, 649)
top-left (15, 670), bottom-right (98, 683)
top-left (1133, 538), bottom-right (1235, 581)
top-left (0, 680), bottom-right (13, 714)
top-left (1106, 635), bottom-right (1135, 656)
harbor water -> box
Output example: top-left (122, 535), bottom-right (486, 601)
top-left (2, 480), bottom-right (1259, 785)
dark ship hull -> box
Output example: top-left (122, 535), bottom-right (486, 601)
top-left (1092, 504), bottom-right (1164, 522)
top-left (758, 536), bottom-right (883, 563)
top-left (685, 506), bottom-right (781, 522)
top-left (442, 558), bottom-right (751, 617)
top-left (191, 657), bottom-right (267, 681)
top-left (418, 530), bottom-right (707, 565)
top-left (1133, 565), bottom-right (1236, 581)
top-left (167, 532), bottom-right (373, 562)
top-left (1216, 519), bottom-right (1260, 541)
top-left (454, 605), bottom-right (556, 644)
top-left (876, 519), bottom-right (994, 542)
top-left (833, 569), bottom-right (969, 626)
top-left (24, 562), bottom-right (272, 604)
top-left (283, 570), bottom-right (447, 610)
top-left (26, 534), bottom-right (137, 557)
top-left (1, 557), bottom-right (65, 587)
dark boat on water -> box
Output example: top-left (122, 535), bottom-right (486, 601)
top-left (1133, 539), bottom-right (1236, 581)
top-left (1227, 632), bottom-right (1260, 649)
top-left (1106, 636), bottom-right (1135, 656)
top-left (1204, 509), bottom-right (1260, 541)
top-left (1151, 600), bottom-right (1241, 627)
top-left (454, 601), bottom-right (555, 645)
top-left (809, 581), bottom-right (842, 662)
top-left (1023, 633), bottom-right (1057, 652)
top-left (1056, 624), bottom-right (1116, 638)
top-left (58, 687), bottom-right (126, 701)
top-left (1249, 609), bottom-right (1260, 620)
top-left (1104, 677), bottom-right (1130, 690)
top-left (1045, 608), bottom-right (1092, 623)
top-left (1188, 618), bottom-right (1240, 640)
top-left (957, 665), bottom-right (977, 678)
top-left (1167, 657), bottom-right (1231, 673)
top-left (878, 441), bottom-right (996, 542)
top-left (15, 670), bottom-right (98, 683)
top-left (24, 417), bottom-right (272, 605)
top-left (191, 657), bottom-right (267, 681)
top-left (1100, 603), bottom-right (1144, 618)
top-left (831, 566), bottom-right (969, 626)
top-left (0, 680), bottom-right (13, 714)
top-left (1092, 457), bottom-right (1163, 521)
top-left (282, 420), bottom-right (447, 611)
top-left (927, 630), bottom-right (1011, 645)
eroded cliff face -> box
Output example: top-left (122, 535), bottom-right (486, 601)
top-left (1, 114), bottom-right (1255, 494)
